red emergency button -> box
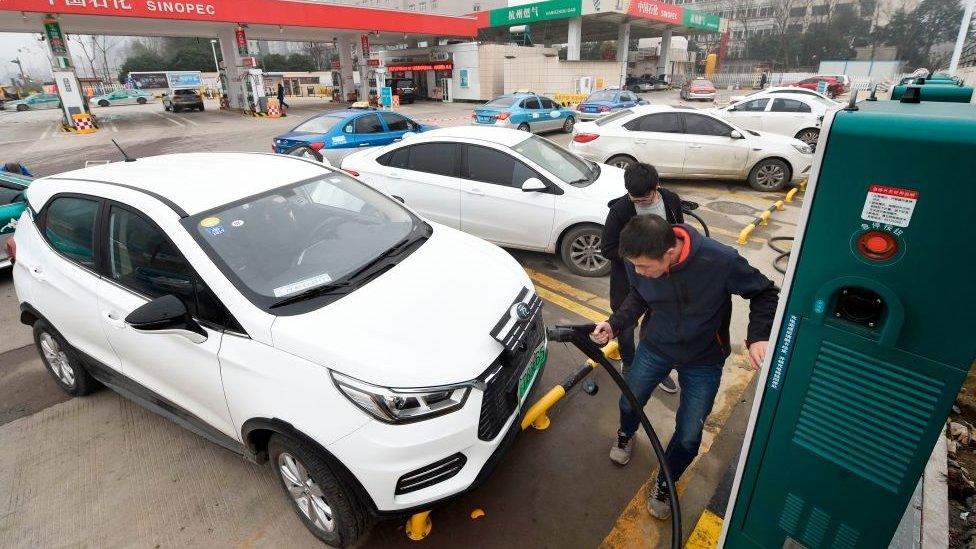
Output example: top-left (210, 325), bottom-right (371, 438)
top-left (856, 231), bottom-right (898, 260)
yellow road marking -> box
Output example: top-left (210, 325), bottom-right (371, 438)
top-left (525, 269), bottom-right (613, 313)
top-left (534, 286), bottom-right (607, 323)
top-left (685, 509), bottom-right (724, 549)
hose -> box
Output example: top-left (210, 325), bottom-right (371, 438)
top-left (684, 210), bottom-right (710, 238)
top-left (768, 236), bottom-right (794, 274)
top-left (546, 324), bottom-right (682, 549)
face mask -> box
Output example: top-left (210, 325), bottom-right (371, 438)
top-left (635, 204), bottom-right (656, 216)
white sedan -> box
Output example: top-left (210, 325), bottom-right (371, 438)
top-left (341, 127), bottom-right (627, 276)
top-left (726, 86), bottom-right (837, 106)
top-left (710, 92), bottom-right (838, 149)
top-left (568, 105), bottom-right (813, 192)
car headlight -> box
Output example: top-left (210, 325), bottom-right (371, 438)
top-left (793, 143), bottom-right (813, 154)
top-left (330, 370), bottom-right (471, 423)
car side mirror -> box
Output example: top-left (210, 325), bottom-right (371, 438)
top-left (125, 294), bottom-right (207, 344)
top-left (729, 130), bottom-right (744, 139)
top-left (521, 178), bottom-right (548, 192)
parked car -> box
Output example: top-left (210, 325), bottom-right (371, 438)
top-left (5, 93), bottom-right (61, 112)
top-left (387, 78), bottom-right (417, 104)
top-left (727, 86), bottom-right (837, 106)
top-left (788, 77), bottom-right (844, 99)
top-left (638, 74), bottom-right (670, 90)
top-left (711, 92), bottom-right (837, 150)
top-left (162, 89), bottom-right (204, 112)
top-left (576, 89), bottom-right (647, 121)
top-left (471, 93), bottom-right (577, 134)
top-left (680, 79), bottom-right (717, 101)
top-left (341, 126), bottom-right (624, 276)
top-left (274, 109), bottom-right (435, 166)
top-left (0, 170), bottom-right (31, 268)
top-left (568, 105), bottom-right (813, 191)
top-left (816, 74), bottom-right (851, 93)
top-left (9, 152), bottom-right (547, 547)
top-left (91, 89), bottom-right (154, 107)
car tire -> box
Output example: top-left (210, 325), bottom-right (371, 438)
top-left (607, 155), bottom-right (636, 169)
top-left (198, 104), bottom-right (205, 111)
top-left (268, 434), bottom-right (368, 547)
top-left (16, 104), bottom-right (28, 111)
top-left (32, 320), bottom-right (98, 397)
top-left (795, 128), bottom-right (820, 149)
top-left (173, 106), bottom-right (182, 113)
top-left (517, 122), bottom-right (530, 132)
top-left (631, 86), bottom-right (641, 93)
top-left (748, 158), bottom-right (791, 192)
top-left (560, 225), bottom-right (611, 277)
top-left (137, 97), bottom-right (147, 104)
top-left (562, 116), bottom-right (575, 133)
top-left (98, 99), bottom-right (110, 107)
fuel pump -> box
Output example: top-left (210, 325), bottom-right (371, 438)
top-left (243, 69), bottom-right (267, 114)
top-left (720, 96), bottom-right (976, 547)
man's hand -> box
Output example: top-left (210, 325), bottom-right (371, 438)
top-left (591, 322), bottom-right (614, 345)
top-left (747, 340), bottom-right (768, 370)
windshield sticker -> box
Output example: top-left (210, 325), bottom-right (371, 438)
top-left (207, 225), bottom-right (226, 236)
top-left (272, 273), bottom-right (334, 297)
top-left (532, 113), bottom-right (539, 118)
top-left (550, 111), bottom-right (559, 117)
top-left (200, 216), bottom-right (220, 228)
top-left (231, 220), bottom-right (244, 228)
top-left (332, 135), bottom-right (347, 145)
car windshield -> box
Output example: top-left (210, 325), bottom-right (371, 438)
top-left (596, 109), bottom-right (634, 126)
top-left (185, 172), bottom-right (422, 310)
top-left (513, 135), bottom-right (596, 187)
top-left (807, 95), bottom-right (838, 108)
top-left (587, 91), bottom-right (616, 102)
top-left (292, 115), bottom-right (343, 134)
top-left (485, 96), bottom-right (517, 108)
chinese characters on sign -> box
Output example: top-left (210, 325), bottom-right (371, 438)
top-left (861, 185), bottom-right (919, 228)
top-left (387, 63), bottom-right (453, 72)
top-left (43, 17), bottom-right (72, 68)
top-left (487, 0), bottom-right (582, 27)
top-left (50, 0), bottom-right (218, 13)
top-left (627, 0), bottom-right (682, 24)
top-left (235, 27), bottom-right (248, 56)
top-left (361, 34), bottom-right (370, 55)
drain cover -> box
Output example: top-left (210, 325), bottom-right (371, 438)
top-left (708, 200), bottom-right (760, 216)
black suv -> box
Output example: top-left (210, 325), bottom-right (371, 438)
top-left (388, 78), bottom-right (417, 104)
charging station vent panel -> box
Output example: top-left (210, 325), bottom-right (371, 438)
top-left (793, 341), bottom-right (943, 492)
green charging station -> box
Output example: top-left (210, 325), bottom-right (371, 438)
top-left (721, 98), bottom-right (976, 547)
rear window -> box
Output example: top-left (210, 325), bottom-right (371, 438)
top-left (485, 96), bottom-right (517, 108)
top-left (692, 80), bottom-right (713, 87)
top-left (587, 91), bottom-right (617, 102)
top-left (595, 109), bottom-right (633, 126)
top-left (293, 115), bottom-right (343, 134)
top-left (175, 90), bottom-right (198, 95)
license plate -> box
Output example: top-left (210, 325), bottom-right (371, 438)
top-left (477, 116), bottom-right (492, 123)
top-left (517, 346), bottom-right (546, 403)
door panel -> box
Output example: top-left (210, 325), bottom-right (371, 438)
top-left (349, 114), bottom-right (388, 148)
top-left (681, 113), bottom-right (749, 176)
top-left (621, 113), bottom-right (687, 176)
top-left (460, 144), bottom-right (554, 249)
top-left (381, 142), bottom-right (461, 228)
top-left (723, 97), bottom-right (769, 132)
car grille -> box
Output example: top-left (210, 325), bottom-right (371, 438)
top-left (477, 315), bottom-right (544, 441)
top-left (395, 453), bottom-right (468, 495)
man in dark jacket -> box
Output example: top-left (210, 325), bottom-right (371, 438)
top-left (602, 163), bottom-right (684, 393)
top-left (277, 83), bottom-right (289, 114)
top-left (592, 215), bottom-right (779, 520)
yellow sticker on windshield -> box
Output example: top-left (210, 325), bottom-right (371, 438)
top-left (200, 217), bottom-right (220, 228)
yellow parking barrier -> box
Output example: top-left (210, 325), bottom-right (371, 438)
top-left (553, 92), bottom-right (588, 109)
top-left (406, 511), bottom-right (432, 541)
top-left (785, 188), bottom-right (799, 203)
top-left (758, 210), bottom-right (771, 226)
top-left (737, 186), bottom-right (806, 244)
top-left (774, 200), bottom-right (785, 211)
top-left (737, 224), bottom-right (757, 245)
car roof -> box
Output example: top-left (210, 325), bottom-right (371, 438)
top-left (43, 153), bottom-right (330, 216)
top-left (407, 126), bottom-right (531, 147)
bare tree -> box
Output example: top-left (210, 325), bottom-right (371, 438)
top-left (303, 42), bottom-right (329, 70)
top-left (72, 35), bottom-right (100, 79)
top-left (93, 36), bottom-right (119, 83)
top-left (770, 0), bottom-right (812, 70)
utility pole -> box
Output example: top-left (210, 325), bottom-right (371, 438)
top-left (949, 0), bottom-right (975, 74)
top-left (10, 57), bottom-right (26, 84)
top-left (210, 39), bottom-right (221, 73)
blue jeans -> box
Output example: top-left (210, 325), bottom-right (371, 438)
top-left (619, 341), bottom-right (723, 486)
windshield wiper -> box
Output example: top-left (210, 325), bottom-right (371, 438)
top-left (268, 280), bottom-right (356, 309)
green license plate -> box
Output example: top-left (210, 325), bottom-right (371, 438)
top-left (518, 346), bottom-right (547, 403)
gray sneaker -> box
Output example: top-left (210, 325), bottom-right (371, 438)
top-left (646, 477), bottom-right (673, 520)
top-left (610, 431), bottom-right (635, 465)
top-left (659, 371), bottom-right (679, 394)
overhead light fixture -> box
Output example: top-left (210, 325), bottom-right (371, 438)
top-left (278, 25), bottom-right (284, 33)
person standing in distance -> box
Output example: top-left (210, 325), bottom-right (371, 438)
top-left (602, 163), bottom-right (684, 393)
top-left (593, 215), bottom-right (779, 520)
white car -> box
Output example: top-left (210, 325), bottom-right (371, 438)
top-left (340, 127), bottom-right (626, 277)
top-left (727, 86), bottom-right (837, 106)
top-left (569, 105), bottom-right (813, 191)
top-left (711, 92), bottom-right (837, 149)
top-left (9, 152), bottom-right (548, 547)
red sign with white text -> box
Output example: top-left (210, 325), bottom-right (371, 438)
top-left (1, 0), bottom-right (478, 37)
top-left (387, 63), bottom-right (453, 72)
top-left (360, 34), bottom-right (370, 55)
top-left (627, 0), bottom-right (683, 24)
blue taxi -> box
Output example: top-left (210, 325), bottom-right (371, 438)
top-left (471, 93), bottom-right (577, 134)
top-left (575, 89), bottom-right (647, 121)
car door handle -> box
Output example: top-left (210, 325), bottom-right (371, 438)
top-left (29, 264), bottom-right (46, 282)
top-left (388, 171), bottom-right (404, 179)
top-left (635, 139), bottom-right (648, 144)
top-left (465, 188), bottom-right (485, 196)
top-left (359, 143), bottom-right (371, 147)
top-left (688, 145), bottom-right (703, 149)
top-left (102, 311), bottom-right (127, 329)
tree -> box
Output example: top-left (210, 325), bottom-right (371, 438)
top-left (262, 53), bottom-right (290, 71)
top-left (71, 36), bottom-right (100, 79)
top-left (302, 42), bottom-right (329, 70)
top-left (286, 53), bottom-right (317, 72)
top-left (92, 36), bottom-right (119, 82)
top-left (118, 51), bottom-right (166, 83)
top-left (875, 0), bottom-right (964, 68)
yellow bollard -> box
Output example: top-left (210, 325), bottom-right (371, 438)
top-left (759, 210), bottom-right (771, 226)
top-left (799, 179), bottom-right (808, 192)
top-left (603, 340), bottom-right (621, 361)
top-left (737, 224), bottom-right (756, 245)
top-left (521, 386), bottom-right (565, 430)
top-left (406, 511), bottom-right (432, 541)
top-left (785, 188), bottom-right (799, 203)
top-left (774, 200), bottom-right (785, 211)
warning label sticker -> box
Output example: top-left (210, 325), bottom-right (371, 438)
top-left (861, 184), bottom-right (918, 228)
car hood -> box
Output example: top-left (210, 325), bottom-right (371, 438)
top-left (571, 164), bottom-right (626, 204)
top-left (270, 224), bottom-right (532, 388)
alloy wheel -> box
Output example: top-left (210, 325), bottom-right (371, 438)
top-left (569, 233), bottom-right (609, 273)
top-left (796, 129), bottom-right (819, 149)
top-left (755, 163), bottom-right (786, 189)
top-left (40, 332), bottom-right (74, 388)
top-left (278, 452), bottom-right (335, 534)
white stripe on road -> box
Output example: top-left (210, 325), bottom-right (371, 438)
top-left (38, 121), bottom-right (56, 141)
top-left (154, 112), bottom-right (185, 127)
top-left (109, 120), bottom-right (119, 133)
top-left (180, 115), bottom-right (199, 126)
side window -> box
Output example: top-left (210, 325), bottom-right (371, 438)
top-left (682, 114), bottom-right (734, 137)
top-left (464, 145), bottom-right (538, 187)
top-left (540, 97), bottom-right (559, 109)
top-left (354, 114), bottom-right (384, 134)
top-left (624, 113), bottom-right (682, 133)
top-left (43, 196), bottom-right (99, 268)
top-left (107, 206), bottom-right (225, 324)
top-left (405, 143), bottom-right (459, 177)
top-left (0, 184), bottom-right (24, 204)
top-left (622, 92), bottom-right (636, 102)
top-left (378, 146), bottom-right (410, 168)
top-left (382, 113), bottom-right (414, 132)
top-left (771, 98), bottom-right (811, 113)
top-left (522, 97), bottom-right (541, 109)
top-left (737, 98), bottom-right (769, 112)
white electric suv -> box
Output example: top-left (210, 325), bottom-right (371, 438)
top-left (8, 153), bottom-right (547, 547)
